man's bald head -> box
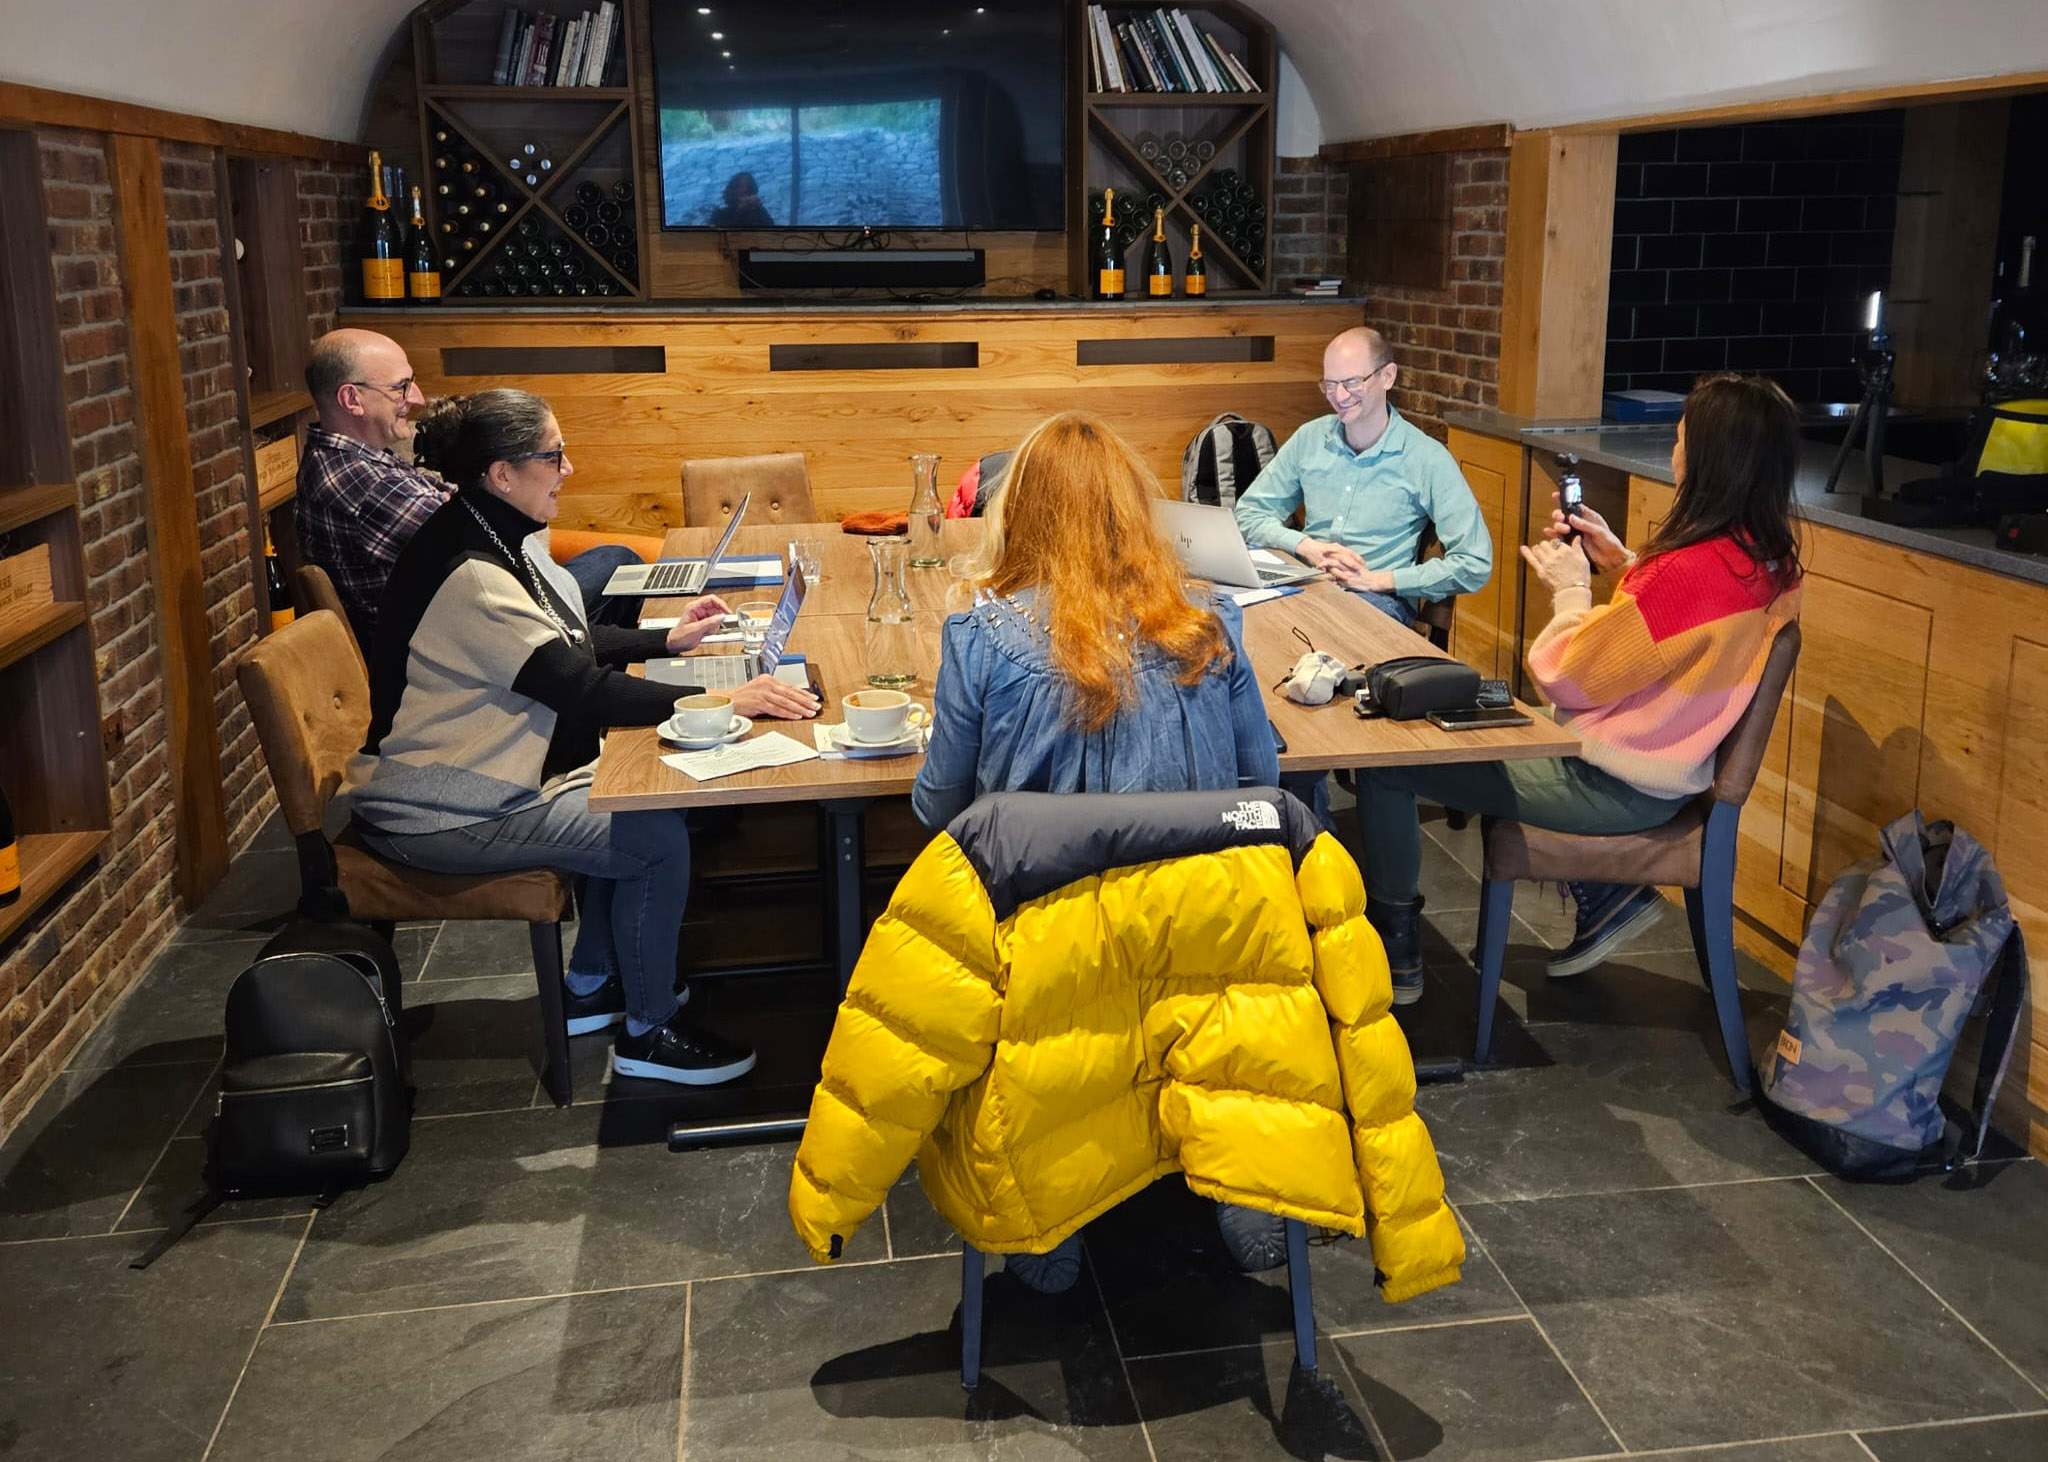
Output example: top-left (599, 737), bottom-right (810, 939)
top-left (308, 329), bottom-right (420, 449)
top-left (1324, 327), bottom-right (1391, 380)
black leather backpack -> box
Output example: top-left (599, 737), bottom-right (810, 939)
top-left (133, 920), bottom-right (411, 1267)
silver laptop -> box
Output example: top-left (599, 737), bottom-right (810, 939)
top-left (643, 559), bottom-right (814, 692)
top-left (601, 492), bottom-right (751, 596)
top-left (1153, 499), bottom-right (1321, 589)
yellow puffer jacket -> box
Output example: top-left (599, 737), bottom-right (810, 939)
top-left (788, 788), bottom-right (1465, 1303)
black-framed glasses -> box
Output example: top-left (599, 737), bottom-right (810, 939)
top-left (511, 445), bottom-right (569, 471)
top-left (1318, 363), bottom-right (1391, 397)
top-left (346, 376), bottom-right (416, 400)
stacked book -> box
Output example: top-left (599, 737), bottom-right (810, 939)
top-left (1291, 277), bottom-right (1344, 297)
top-left (491, 3), bottom-right (624, 87)
top-left (1085, 6), bottom-right (1261, 94)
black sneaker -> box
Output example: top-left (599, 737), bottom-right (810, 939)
top-left (611, 1019), bottom-right (756, 1086)
top-left (563, 975), bottom-right (687, 1037)
top-left (1547, 883), bottom-right (1665, 978)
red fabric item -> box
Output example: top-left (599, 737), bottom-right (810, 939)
top-left (841, 509), bottom-right (910, 535)
top-left (948, 462), bottom-right (980, 518)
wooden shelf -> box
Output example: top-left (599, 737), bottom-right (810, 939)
top-left (0, 600), bottom-right (87, 674)
top-left (1086, 92), bottom-right (1267, 106)
top-left (248, 388), bottom-right (310, 430)
top-left (0, 830), bottom-right (108, 947)
top-left (0, 482), bottom-right (76, 535)
top-left (424, 85), bottom-right (631, 100)
top-left (258, 480), bottom-right (297, 513)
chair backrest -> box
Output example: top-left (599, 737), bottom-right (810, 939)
top-left (1711, 620), bottom-right (1801, 805)
top-left (1412, 521), bottom-right (1456, 650)
top-left (293, 564), bottom-right (364, 670)
top-left (681, 452), bottom-right (815, 527)
top-left (236, 610), bottom-right (373, 838)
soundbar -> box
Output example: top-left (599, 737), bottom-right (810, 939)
top-left (737, 248), bottom-right (986, 291)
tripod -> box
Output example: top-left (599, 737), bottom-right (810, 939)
top-left (1823, 331), bottom-right (1896, 497)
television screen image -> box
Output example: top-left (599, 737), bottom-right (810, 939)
top-left (651, 0), bottom-right (1066, 232)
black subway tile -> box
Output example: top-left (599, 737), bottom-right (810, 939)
top-left (1642, 162), bottom-right (1710, 197)
top-left (1664, 338), bottom-right (1730, 372)
top-left (1609, 269), bottom-right (1669, 305)
top-left (1706, 162), bottom-right (1774, 197)
top-left (1772, 160), bottom-right (1839, 196)
top-left (1619, 131), bottom-right (1678, 164)
top-left (1808, 123), bottom-right (1874, 161)
top-left (1737, 197), bottom-right (1803, 233)
top-left (1635, 304), bottom-right (1699, 337)
top-left (1816, 366), bottom-right (1866, 402)
top-left (1767, 232), bottom-right (1832, 267)
top-left (1607, 302), bottom-right (1635, 339)
top-left (1607, 339), bottom-right (1666, 373)
top-left (1726, 336), bottom-right (1792, 370)
top-left (1767, 367), bottom-right (1821, 401)
top-left (1698, 303), bottom-right (1763, 336)
top-left (1801, 196), bottom-right (1866, 232)
top-left (1635, 370), bottom-right (1701, 394)
top-left (1839, 159), bottom-right (1903, 197)
top-left (1830, 231), bottom-right (1893, 268)
top-left (1613, 198), bottom-right (1673, 235)
top-left (1865, 194), bottom-right (1897, 232)
top-left (1675, 126), bottom-right (1745, 162)
top-left (1675, 197), bottom-right (1741, 233)
top-left (1615, 163), bottom-right (1645, 200)
top-left (1639, 234), bottom-right (1705, 269)
top-left (1762, 300), bottom-right (1828, 334)
top-left (1791, 332), bottom-right (1857, 368)
top-left (1612, 235), bottom-right (1638, 272)
top-left (1705, 234), bottom-right (1769, 268)
top-left (1742, 124), bottom-right (1808, 161)
top-left (1668, 268), bottom-right (1733, 302)
top-left (1603, 371), bottom-right (1633, 394)
top-left (1730, 266), bottom-right (1797, 301)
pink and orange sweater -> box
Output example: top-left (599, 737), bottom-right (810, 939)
top-left (1527, 536), bottom-right (1801, 799)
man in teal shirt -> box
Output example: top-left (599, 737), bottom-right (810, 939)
top-left (1234, 327), bottom-right (1492, 626)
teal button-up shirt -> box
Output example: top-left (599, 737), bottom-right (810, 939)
top-left (1233, 409), bottom-right (1492, 603)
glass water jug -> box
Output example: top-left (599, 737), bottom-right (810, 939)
top-left (864, 535), bottom-right (918, 687)
top-left (907, 452), bottom-right (945, 568)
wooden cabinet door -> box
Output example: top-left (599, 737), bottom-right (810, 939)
top-left (1446, 428), bottom-right (1523, 679)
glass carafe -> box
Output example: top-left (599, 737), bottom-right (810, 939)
top-left (907, 452), bottom-right (945, 568)
top-left (864, 535), bottom-right (918, 687)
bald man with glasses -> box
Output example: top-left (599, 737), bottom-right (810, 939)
top-left (1233, 326), bottom-right (1491, 629)
top-left (297, 328), bottom-right (635, 647)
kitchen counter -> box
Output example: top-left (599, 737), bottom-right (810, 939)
top-left (1444, 409), bottom-right (2048, 589)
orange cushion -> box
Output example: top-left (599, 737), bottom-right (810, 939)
top-left (549, 528), bottom-right (663, 565)
top-left (841, 510), bottom-right (910, 536)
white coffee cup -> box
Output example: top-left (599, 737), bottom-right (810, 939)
top-left (841, 688), bottom-right (929, 744)
top-left (674, 692), bottom-right (737, 741)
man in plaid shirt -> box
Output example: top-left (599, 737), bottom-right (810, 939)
top-left (296, 329), bottom-right (636, 648)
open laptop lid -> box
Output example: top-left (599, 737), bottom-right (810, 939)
top-left (1152, 498), bottom-right (1316, 588)
top-left (754, 556), bottom-right (807, 674)
top-left (701, 490), bottom-right (750, 575)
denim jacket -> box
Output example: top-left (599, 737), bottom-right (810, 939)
top-left (911, 589), bottom-right (1281, 830)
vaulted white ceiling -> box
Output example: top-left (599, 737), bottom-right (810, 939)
top-left (0, 0), bottom-right (2042, 145)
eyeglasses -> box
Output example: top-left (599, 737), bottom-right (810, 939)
top-left (510, 446), bottom-right (569, 471)
top-left (1318, 363), bottom-right (1391, 397)
top-left (346, 376), bottom-right (416, 400)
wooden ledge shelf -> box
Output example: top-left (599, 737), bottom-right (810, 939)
top-left (0, 830), bottom-right (108, 947)
top-left (257, 481), bottom-right (297, 513)
top-left (0, 482), bottom-right (77, 535)
top-left (247, 389), bottom-right (310, 431)
top-left (0, 600), bottom-right (87, 674)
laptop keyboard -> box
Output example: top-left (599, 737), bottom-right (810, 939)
top-left (639, 561), bottom-right (703, 594)
top-left (690, 656), bottom-right (756, 689)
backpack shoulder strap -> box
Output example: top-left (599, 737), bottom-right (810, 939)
top-left (1951, 926), bottom-right (2029, 1168)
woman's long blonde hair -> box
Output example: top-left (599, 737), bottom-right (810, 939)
top-left (967, 411), bottom-right (1230, 732)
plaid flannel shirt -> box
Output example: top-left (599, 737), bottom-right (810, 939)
top-left (295, 427), bottom-right (449, 644)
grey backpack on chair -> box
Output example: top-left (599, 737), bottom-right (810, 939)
top-left (1757, 811), bottom-right (2027, 1181)
top-left (1182, 413), bottom-right (1276, 509)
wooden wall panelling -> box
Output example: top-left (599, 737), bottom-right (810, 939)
top-left (1888, 100), bottom-right (2009, 410)
top-left (0, 129), bottom-right (73, 486)
top-left (1445, 427), bottom-right (1524, 678)
top-left (1994, 635), bottom-right (2048, 1150)
top-left (1347, 153), bottom-right (1451, 291)
top-left (109, 134), bottom-right (230, 902)
top-left (1498, 129), bottom-right (1618, 420)
top-left (0, 80), bottom-right (357, 164)
top-left (223, 156), bottom-right (311, 398)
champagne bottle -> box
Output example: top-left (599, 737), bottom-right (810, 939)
top-left (1185, 224), bottom-right (1207, 297)
top-left (406, 188), bottom-right (442, 303)
top-left (0, 782), bottom-right (16, 908)
top-left (264, 526), bottom-right (295, 633)
top-left (1147, 206), bottom-right (1173, 297)
top-left (359, 151), bottom-right (404, 303)
top-left (1094, 188), bottom-right (1125, 300)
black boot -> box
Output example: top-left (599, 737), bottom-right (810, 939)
top-left (1366, 895), bottom-right (1425, 1006)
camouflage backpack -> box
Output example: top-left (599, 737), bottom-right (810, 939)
top-left (1758, 811), bottom-right (2027, 1181)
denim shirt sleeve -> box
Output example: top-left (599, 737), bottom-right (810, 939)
top-left (1216, 597), bottom-right (1282, 787)
top-left (911, 612), bottom-right (986, 830)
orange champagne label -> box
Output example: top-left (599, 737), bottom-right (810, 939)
top-left (1185, 275), bottom-right (1206, 296)
top-left (409, 271), bottom-right (442, 298)
top-left (362, 258), bottom-right (404, 300)
top-left (0, 841), bottom-right (17, 896)
top-left (270, 606), bottom-right (296, 633)
top-left (1099, 268), bottom-right (1124, 293)
top-left (1149, 275), bottom-right (1172, 296)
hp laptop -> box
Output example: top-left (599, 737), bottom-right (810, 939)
top-left (1153, 499), bottom-right (1322, 589)
top-left (601, 492), bottom-right (751, 597)
top-left (643, 558), bottom-right (818, 694)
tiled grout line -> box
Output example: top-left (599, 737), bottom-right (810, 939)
top-left (264, 1250), bottom-right (955, 1329)
top-left (1454, 1171), bottom-right (1814, 1208)
top-left (1120, 1311), bottom-right (1533, 1366)
top-left (1450, 1201), bottom-right (1631, 1455)
top-left (879, 1189), bottom-right (895, 1260)
top-left (0, 1210), bottom-right (307, 1248)
top-left (1325, 1333), bottom-right (1400, 1462)
top-left (1850, 1435), bottom-right (1883, 1461)
top-left (1855, 1406), bottom-right (2048, 1437)
top-left (200, 1210), bottom-right (317, 1462)
top-left (1802, 1176), bottom-right (2048, 1405)
top-left (1087, 1252), bottom-right (1161, 1462)
top-left (674, 1282), bottom-right (693, 1462)
top-left (1529, 1425), bottom-right (1879, 1461)
top-left (105, 1058), bottom-right (223, 1235)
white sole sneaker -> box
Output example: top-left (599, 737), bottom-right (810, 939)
top-left (611, 1048), bottom-right (756, 1085)
top-left (1546, 896), bottom-right (1665, 979)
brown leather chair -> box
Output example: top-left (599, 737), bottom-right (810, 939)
top-left (1410, 522), bottom-right (1457, 653)
top-left (1471, 622), bottom-right (1801, 1092)
top-left (236, 610), bottom-right (579, 1105)
top-left (292, 564), bottom-right (363, 672)
top-left (682, 452), bottom-right (816, 527)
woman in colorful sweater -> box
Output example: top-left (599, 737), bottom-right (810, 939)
top-left (1356, 373), bottom-right (1805, 1000)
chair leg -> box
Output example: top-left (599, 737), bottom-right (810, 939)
top-left (1473, 878), bottom-right (1514, 1065)
top-left (1285, 1218), bottom-right (1317, 1374)
top-left (1694, 812), bottom-right (1754, 1095)
top-left (529, 921), bottom-right (573, 1108)
top-left (960, 1243), bottom-right (986, 1390)
top-left (1444, 808), bottom-right (1470, 831)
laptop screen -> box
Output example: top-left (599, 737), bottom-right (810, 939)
top-left (702, 491), bottom-right (751, 573)
top-left (756, 559), bottom-right (807, 673)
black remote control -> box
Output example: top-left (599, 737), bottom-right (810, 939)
top-left (1476, 679), bottom-right (1513, 709)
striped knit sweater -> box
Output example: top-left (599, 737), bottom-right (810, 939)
top-left (1527, 536), bottom-right (1801, 799)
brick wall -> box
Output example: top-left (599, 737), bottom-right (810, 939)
top-left (1272, 154), bottom-right (1348, 285)
top-left (299, 160), bottom-right (355, 336)
top-left (0, 130), bottom-right (181, 1129)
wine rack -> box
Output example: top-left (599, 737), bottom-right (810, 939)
top-left (1071, 1), bottom-right (1276, 296)
top-left (411, 0), bottom-right (647, 302)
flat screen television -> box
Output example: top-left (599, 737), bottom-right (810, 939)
top-left (650, 0), bottom-right (1066, 232)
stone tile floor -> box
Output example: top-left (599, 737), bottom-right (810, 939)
top-left (2, 808), bottom-right (2044, 1461)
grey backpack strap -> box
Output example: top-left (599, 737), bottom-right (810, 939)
top-left (1954, 927), bottom-right (2028, 1168)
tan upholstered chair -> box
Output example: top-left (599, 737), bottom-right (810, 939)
top-left (292, 564), bottom-right (363, 672)
top-left (236, 610), bottom-right (580, 1105)
top-left (682, 452), bottom-right (816, 527)
top-left (1472, 622), bottom-right (1802, 1092)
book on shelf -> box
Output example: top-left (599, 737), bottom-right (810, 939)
top-left (1085, 6), bottom-right (1259, 94)
top-left (483, 5), bottom-right (621, 87)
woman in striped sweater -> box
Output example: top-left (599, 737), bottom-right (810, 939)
top-left (1356, 374), bottom-right (1805, 1003)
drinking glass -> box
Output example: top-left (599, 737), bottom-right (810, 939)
top-left (787, 537), bottom-right (823, 586)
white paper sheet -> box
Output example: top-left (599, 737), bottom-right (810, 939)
top-left (660, 730), bottom-right (820, 782)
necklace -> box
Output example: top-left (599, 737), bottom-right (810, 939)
top-left (461, 496), bottom-right (585, 646)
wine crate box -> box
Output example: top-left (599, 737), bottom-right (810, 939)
top-left (253, 433), bottom-right (299, 507)
top-left (0, 543), bottom-right (54, 637)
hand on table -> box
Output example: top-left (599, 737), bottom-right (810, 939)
top-left (663, 595), bottom-right (731, 652)
top-left (730, 674), bottom-right (820, 721)
top-left (1542, 493), bottom-right (1631, 574)
top-left (1327, 561), bottom-right (1398, 594)
top-left (1294, 537), bottom-right (1365, 577)
top-left (1520, 536), bottom-right (1592, 596)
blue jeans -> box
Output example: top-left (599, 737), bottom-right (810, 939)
top-left (359, 789), bottom-right (692, 1028)
top-left (563, 544), bottom-right (645, 628)
top-left (1351, 587), bottom-right (1417, 628)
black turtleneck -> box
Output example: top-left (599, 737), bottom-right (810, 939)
top-left (362, 486), bottom-right (695, 776)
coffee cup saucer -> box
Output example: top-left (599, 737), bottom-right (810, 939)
top-left (820, 720), bottom-right (924, 754)
top-left (659, 714), bottom-right (753, 749)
